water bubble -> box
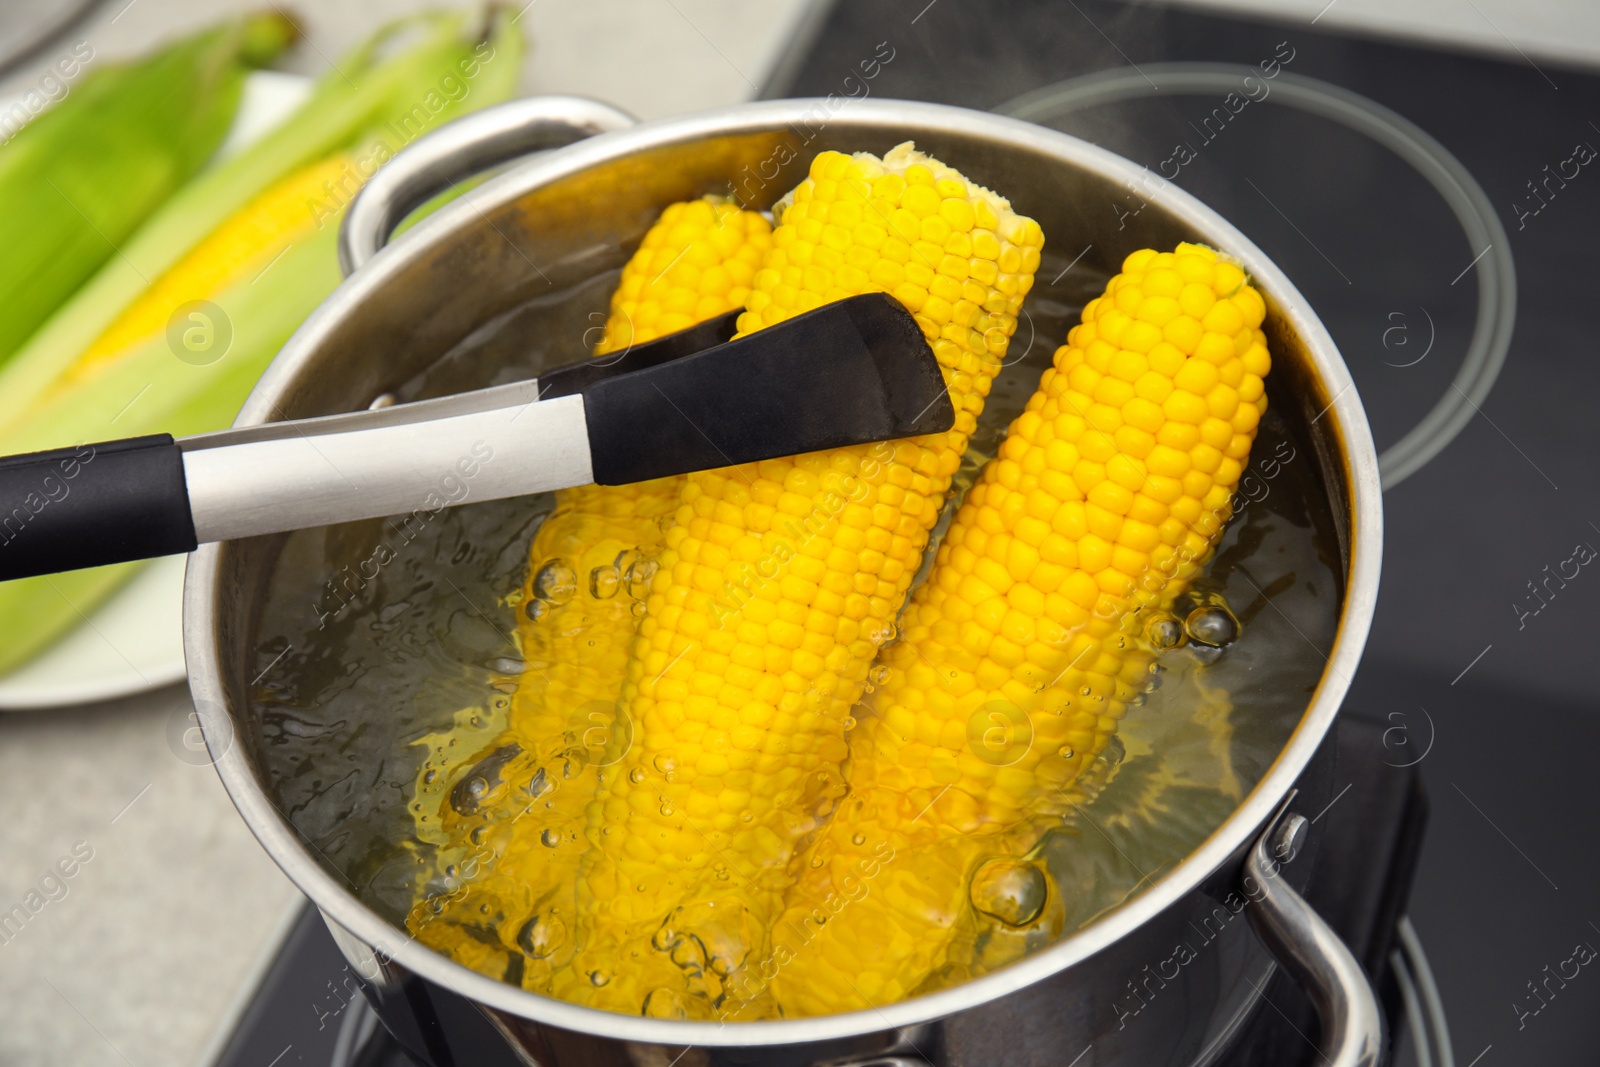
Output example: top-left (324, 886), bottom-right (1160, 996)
top-left (423, 770), bottom-right (437, 785)
top-left (660, 802), bottom-right (676, 817)
top-left (517, 913), bottom-right (566, 959)
top-left (626, 558), bottom-right (659, 600)
top-left (590, 565), bottom-right (621, 600)
top-left (469, 826), bottom-right (486, 846)
top-left (852, 832), bottom-right (866, 846)
top-left (871, 665), bottom-right (892, 686)
top-left (631, 601), bottom-right (647, 618)
top-left (842, 716), bottom-right (857, 731)
top-left (652, 923), bottom-right (679, 952)
top-left (526, 767), bottom-right (551, 798)
top-left (1057, 745), bottom-right (1076, 760)
top-left (643, 988), bottom-right (689, 1019)
top-left (670, 935), bottom-right (705, 973)
top-left (969, 859), bottom-right (1049, 927)
top-left (653, 755), bottom-right (678, 782)
top-left (1184, 605), bottom-right (1239, 647)
top-left (740, 812), bottom-right (753, 823)
top-left (629, 768), bottom-right (646, 784)
top-left (533, 560), bottom-right (579, 604)
top-left (588, 970), bottom-right (611, 987)
top-left (541, 828), bottom-right (560, 848)
top-left (448, 742), bottom-right (521, 819)
top-left (525, 599), bottom-right (550, 622)
top-left (714, 862), bottom-right (730, 881)
top-left (1080, 686), bottom-right (1092, 697)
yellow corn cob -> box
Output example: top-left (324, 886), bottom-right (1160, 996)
top-left (508, 198), bottom-right (775, 762)
top-left (559, 144), bottom-right (1044, 1018)
top-left (405, 198), bottom-right (772, 985)
top-left (769, 244), bottom-right (1270, 1016)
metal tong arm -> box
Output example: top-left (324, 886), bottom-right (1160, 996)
top-left (180, 392), bottom-right (591, 545)
top-left (0, 390), bottom-right (594, 583)
top-left (0, 307), bottom-right (744, 580)
top-left (0, 294), bottom-right (952, 583)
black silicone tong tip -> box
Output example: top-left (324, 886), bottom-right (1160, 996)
top-left (582, 293), bottom-right (954, 486)
top-left (840, 291), bottom-right (956, 439)
top-left (535, 309), bottom-right (741, 400)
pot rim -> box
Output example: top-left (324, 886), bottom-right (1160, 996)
top-left (185, 96), bottom-right (1382, 1046)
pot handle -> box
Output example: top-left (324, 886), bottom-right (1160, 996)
top-left (1245, 811), bottom-right (1387, 1067)
top-left (338, 95), bottom-right (636, 275)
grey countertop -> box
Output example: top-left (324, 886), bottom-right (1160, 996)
top-left (0, 0), bottom-right (1596, 1064)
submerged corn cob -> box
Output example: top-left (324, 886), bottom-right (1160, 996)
top-left (769, 244), bottom-right (1270, 1015)
top-left (0, 13), bottom-right (294, 366)
top-left (507, 200), bottom-right (774, 756)
top-left (404, 199), bottom-right (772, 986)
top-left (559, 144), bottom-right (1044, 1017)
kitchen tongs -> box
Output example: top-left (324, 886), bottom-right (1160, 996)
top-left (0, 293), bottom-right (952, 582)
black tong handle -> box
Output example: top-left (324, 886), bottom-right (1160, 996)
top-left (0, 436), bottom-right (197, 582)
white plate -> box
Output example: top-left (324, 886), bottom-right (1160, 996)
top-left (0, 554), bottom-right (190, 708)
top-left (0, 71), bottom-right (312, 710)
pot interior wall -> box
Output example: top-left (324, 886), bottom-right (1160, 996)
top-left (203, 112), bottom-right (1353, 1024)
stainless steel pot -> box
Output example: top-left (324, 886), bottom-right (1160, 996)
top-left (186, 96), bottom-right (1384, 1067)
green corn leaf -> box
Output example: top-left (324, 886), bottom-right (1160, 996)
top-left (0, 12), bottom-right (295, 368)
top-left (0, 9), bottom-right (515, 430)
top-left (0, 11), bottom-right (526, 676)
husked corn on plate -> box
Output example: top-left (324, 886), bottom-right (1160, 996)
top-left (244, 145), bottom-right (1342, 1022)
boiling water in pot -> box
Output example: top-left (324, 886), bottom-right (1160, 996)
top-left (246, 243), bottom-right (1341, 1012)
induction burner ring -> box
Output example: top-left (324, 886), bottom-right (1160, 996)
top-left (999, 64), bottom-right (1517, 491)
top-left (1392, 916), bottom-right (1457, 1067)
